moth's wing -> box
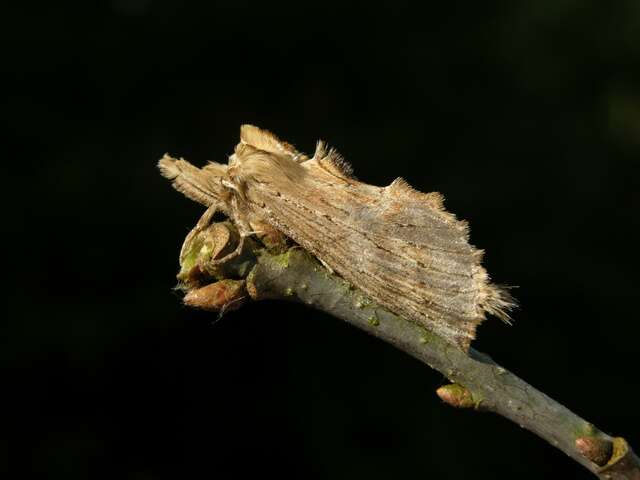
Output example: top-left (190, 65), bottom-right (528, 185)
top-left (238, 139), bottom-right (513, 350)
top-left (372, 178), bottom-right (514, 323)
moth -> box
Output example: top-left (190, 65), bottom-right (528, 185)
top-left (159, 125), bottom-right (513, 350)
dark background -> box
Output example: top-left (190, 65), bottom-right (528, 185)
top-left (4, 1), bottom-right (640, 479)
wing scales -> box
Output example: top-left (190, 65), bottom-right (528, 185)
top-left (245, 160), bottom-right (507, 348)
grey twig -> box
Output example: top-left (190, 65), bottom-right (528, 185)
top-left (178, 221), bottom-right (639, 480)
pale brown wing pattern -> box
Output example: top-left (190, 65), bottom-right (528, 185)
top-left (244, 157), bottom-right (511, 349)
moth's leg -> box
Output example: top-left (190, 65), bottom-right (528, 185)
top-left (195, 202), bottom-right (221, 228)
top-left (206, 236), bottom-right (245, 265)
top-left (179, 202), bottom-right (225, 264)
top-left (205, 213), bottom-right (253, 265)
top-left (318, 257), bottom-right (335, 274)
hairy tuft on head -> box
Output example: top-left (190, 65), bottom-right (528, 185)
top-left (240, 124), bottom-right (307, 162)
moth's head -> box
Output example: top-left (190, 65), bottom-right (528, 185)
top-left (158, 125), bottom-right (308, 208)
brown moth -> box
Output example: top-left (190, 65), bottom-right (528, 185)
top-left (159, 125), bottom-right (514, 350)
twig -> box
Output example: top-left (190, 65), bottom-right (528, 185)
top-left (177, 221), bottom-right (640, 479)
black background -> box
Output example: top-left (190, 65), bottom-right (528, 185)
top-left (4, 1), bottom-right (640, 479)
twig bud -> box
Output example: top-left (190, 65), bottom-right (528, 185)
top-left (436, 383), bottom-right (476, 409)
top-left (178, 222), bottom-right (239, 287)
top-left (183, 279), bottom-right (246, 311)
top-left (575, 436), bottom-right (613, 466)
